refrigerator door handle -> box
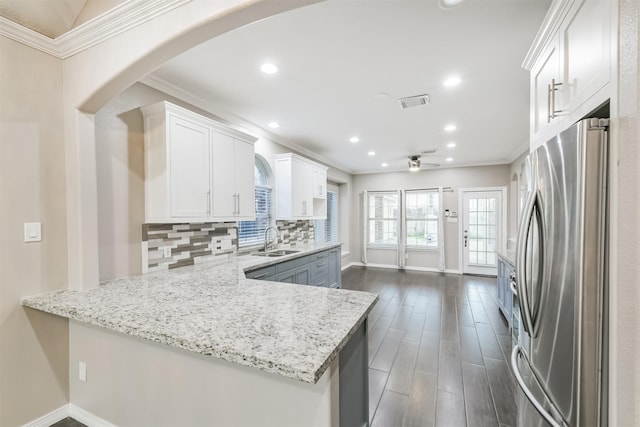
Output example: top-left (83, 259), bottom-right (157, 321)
top-left (516, 188), bottom-right (537, 336)
top-left (511, 345), bottom-right (566, 427)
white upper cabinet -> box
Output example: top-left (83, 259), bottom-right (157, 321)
top-left (168, 114), bottom-right (211, 218)
top-left (311, 166), bottom-right (327, 199)
top-left (211, 131), bottom-right (255, 219)
top-left (531, 38), bottom-right (561, 139)
top-left (141, 101), bottom-right (257, 223)
top-left (274, 153), bottom-right (328, 220)
top-left (524, 0), bottom-right (612, 149)
top-left (561, 0), bottom-right (611, 111)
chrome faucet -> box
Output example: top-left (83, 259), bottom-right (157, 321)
top-left (263, 226), bottom-right (280, 252)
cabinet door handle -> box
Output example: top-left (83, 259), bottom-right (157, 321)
top-left (546, 83), bottom-right (552, 123)
top-left (302, 200), bottom-right (307, 216)
top-left (236, 193), bottom-right (240, 215)
top-left (206, 191), bottom-right (211, 215)
top-left (548, 79), bottom-right (563, 122)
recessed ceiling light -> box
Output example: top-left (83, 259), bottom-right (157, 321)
top-left (444, 76), bottom-right (461, 87)
top-left (260, 63), bottom-right (278, 74)
top-left (368, 151), bottom-right (376, 156)
top-left (444, 124), bottom-right (457, 132)
top-left (447, 142), bottom-right (456, 148)
top-left (350, 136), bottom-right (359, 143)
top-left (446, 157), bottom-right (454, 162)
top-left (381, 163), bottom-right (388, 167)
top-left (268, 122), bottom-right (280, 129)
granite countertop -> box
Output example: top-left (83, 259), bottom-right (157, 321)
top-left (21, 243), bottom-right (378, 384)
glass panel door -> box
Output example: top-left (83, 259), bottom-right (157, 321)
top-left (462, 190), bottom-right (503, 275)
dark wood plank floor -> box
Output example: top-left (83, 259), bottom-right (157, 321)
top-left (342, 266), bottom-right (517, 427)
top-left (50, 417), bottom-right (86, 427)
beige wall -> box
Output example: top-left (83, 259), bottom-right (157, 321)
top-left (351, 165), bottom-right (510, 271)
top-left (0, 38), bottom-right (69, 426)
top-left (610, 0), bottom-right (640, 424)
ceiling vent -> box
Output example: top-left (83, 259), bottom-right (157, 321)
top-left (398, 94), bottom-right (431, 109)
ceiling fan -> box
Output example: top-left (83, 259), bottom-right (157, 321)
top-left (407, 149), bottom-right (441, 171)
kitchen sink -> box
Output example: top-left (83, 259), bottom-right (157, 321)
top-left (252, 249), bottom-right (300, 257)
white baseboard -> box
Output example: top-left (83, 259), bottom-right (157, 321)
top-left (21, 404), bottom-right (68, 427)
top-left (347, 262), bottom-right (462, 275)
top-left (22, 404), bottom-right (116, 427)
top-left (341, 261), bottom-right (357, 271)
top-left (69, 404), bottom-right (117, 427)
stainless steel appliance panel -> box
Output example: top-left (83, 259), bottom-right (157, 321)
top-left (514, 119), bottom-right (607, 427)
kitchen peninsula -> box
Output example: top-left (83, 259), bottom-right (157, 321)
top-left (22, 243), bottom-right (377, 427)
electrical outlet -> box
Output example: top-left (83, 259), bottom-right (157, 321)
top-left (79, 361), bottom-right (87, 382)
top-left (163, 247), bottom-right (172, 258)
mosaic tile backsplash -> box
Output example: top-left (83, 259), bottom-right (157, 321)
top-left (142, 222), bottom-right (237, 273)
top-left (276, 220), bottom-right (315, 247)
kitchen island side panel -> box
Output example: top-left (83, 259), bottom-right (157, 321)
top-left (69, 320), bottom-right (339, 427)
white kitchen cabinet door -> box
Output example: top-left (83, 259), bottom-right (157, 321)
top-left (531, 37), bottom-right (561, 142)
top-left (211, 131), bottom-right (255, 219)
top-left (311, 166), bottom-right (327, 199)
top-left (211, 131), bottom-right (236, 218)
top-left (168, 115), bottom-right (211, 218)
top-left (292, 158), bottom-right (313, 217)
top-left (234, 139), bottom-right (256, 219)
top-left (561, 0), bottom-right (611, 113)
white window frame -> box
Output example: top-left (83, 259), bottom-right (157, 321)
top-left (366, 191), bottom-right (400, 248)
top-left (405, 189), bottom-right (440, 251)
top-left (238, 156), bottom-right (273, 248)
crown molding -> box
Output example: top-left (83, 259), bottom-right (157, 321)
top-left (0, 0), bottom-right (191, 59)
top-left (140, 74), bottom-right (356, 175)
top-left (522, 0), bottom-right (573, 70)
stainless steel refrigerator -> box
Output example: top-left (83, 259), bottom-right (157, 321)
top-left (512, 118), bottom-right (609, 427)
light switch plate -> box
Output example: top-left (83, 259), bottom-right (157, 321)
top-left (79, 361), bottom-right (87, 382)
top-left (24, 223), bottom-right (42, 242)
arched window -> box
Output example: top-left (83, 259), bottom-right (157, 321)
top-left (238, 155), bottom-right (273, 247)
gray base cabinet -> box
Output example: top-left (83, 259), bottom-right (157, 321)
top-left (247, 247), bottom-right (341, 288)
top-left (496, 255), bottom-right (515, 328)
top-left (327, 248), bottom-right (341, 289)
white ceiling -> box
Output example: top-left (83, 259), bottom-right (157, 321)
top-left (148, 0), bottom-right (550, 174)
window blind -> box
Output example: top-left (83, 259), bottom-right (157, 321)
top-left (238, 185), bottom-right (272, 247)
top-left (316, 191), bottom-right (338, 242)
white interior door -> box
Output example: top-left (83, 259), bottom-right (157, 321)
top-left (461, 189), bottom-right (504, 275)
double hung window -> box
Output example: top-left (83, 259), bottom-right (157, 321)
top-left (405, 190), bottom-right (439, 248)
top-left (367, 192), bottom-right (399, 246)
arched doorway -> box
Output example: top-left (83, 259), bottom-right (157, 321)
top-left (65, 0), bottom-right (321, 289)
